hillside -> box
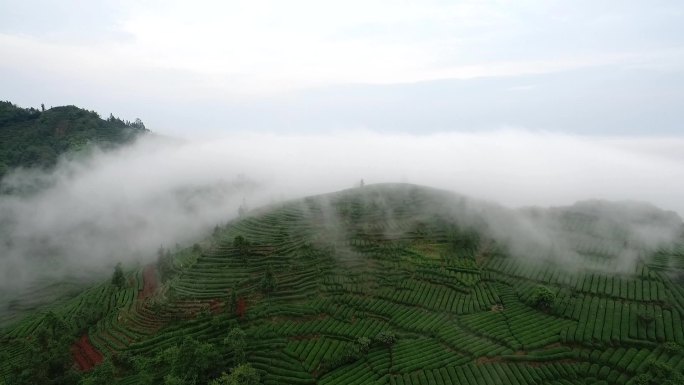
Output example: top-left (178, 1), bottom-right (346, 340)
top-left (0, 101), bottom-right (148, 179)
top-left (2, 184), bottom-right (684, 385)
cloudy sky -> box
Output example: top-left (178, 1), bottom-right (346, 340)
top-left (1, 0), bottom-right (683, 136)
top-left (2, 1), bottom-right (684, 295)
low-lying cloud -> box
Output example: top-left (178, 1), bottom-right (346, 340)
top-left (1, 129), bottom-right (683, 296)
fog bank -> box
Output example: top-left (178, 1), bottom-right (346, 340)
top-left (1, 130), bottom-right (683, 292)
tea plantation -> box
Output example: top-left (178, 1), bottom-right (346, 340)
top-left (2, 184), bottom-right (683, 385)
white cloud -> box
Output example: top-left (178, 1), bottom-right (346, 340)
top-left (3, 0), bottom-right (683, 98)
top-left (1, 130), bottom-right (683, 285)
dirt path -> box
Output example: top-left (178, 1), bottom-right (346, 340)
top-left (139, 264), bottom-right (158, 299)
top-left (71, 334), bottom-right (103, 371)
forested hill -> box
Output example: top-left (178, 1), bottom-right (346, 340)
top-left (0, 101), bottom-right (148, 178)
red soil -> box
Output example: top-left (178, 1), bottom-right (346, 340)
top-left (71, 334), bottom-right (103, 371)
top-left (236, 297), bottom-right (246, 319)
top-left (139, 264), bottom-right (158, 299)
top-left (209, 299), bottom-right (223, 314)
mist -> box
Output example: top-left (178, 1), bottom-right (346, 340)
top-left (1, 129), bottom-right (683, 295)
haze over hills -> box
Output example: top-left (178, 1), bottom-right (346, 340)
top-left (1, 182), bottom-right (684, 385)
top-left (1, 101), bottom-right (684, 385)
top-left (3, 1), bottom-right (684, 384)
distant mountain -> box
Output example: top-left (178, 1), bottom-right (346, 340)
top-left (0, 101), bottom-right (148, 179)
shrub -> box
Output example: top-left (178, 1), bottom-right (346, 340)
top-left (663, 342), bottom-right (682, 354)
top-left (210, 363), bottom-right (260, 385)
top-left (375, 331), bottom-right (396, 346)
top-left (531, 285), bottom-right (556, 310)
top-left (111, 263), bottom-right (125, 288)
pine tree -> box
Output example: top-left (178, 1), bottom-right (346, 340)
top-left (112, 263), bottom-right (125, 288)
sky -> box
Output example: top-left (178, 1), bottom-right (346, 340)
top-left (1, 1), bottom-right (684, 301)
top-left (1, 0), bottom-right (684, 136)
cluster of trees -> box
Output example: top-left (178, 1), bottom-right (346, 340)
top-left (323, 331), bottom-right (396, 371)
top-left (233, 236), bottom-right (251, 256)
top-left (157, 246), bottom-right (175, 283)
top-left (74, 327), bottom-right (258, 385)
top-left (0, 101), bottom-right (148, 181)
top-left (111, 263), bottom-right (126, 288)
top-left (4, 313), bottom-right (80, 385)
top-left (531, 285), bottom-right (556, 310)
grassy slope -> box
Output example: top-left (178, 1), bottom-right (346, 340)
top-left (2, 184), bottom-right (684, 385)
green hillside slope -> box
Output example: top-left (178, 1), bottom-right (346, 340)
top-left (0, 101), bottom-right (148, 179)
top-left (2, 184), bottom-right (684, 385)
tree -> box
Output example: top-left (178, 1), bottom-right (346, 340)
top-left (8, 318), bottom-right (79, 385)
top-left (80, 359), bottom-right (114, 385)
top-left (131, 118), bottom-right (146, 130)
top-left (227, 285), bottom-right (238, 315)
top-left (157, 246), bottom-right (174, 283)
top-left (531, 285), bottom-right (555, 310)
top-left (224, 328), bottom-right (247, 365)
top-left (238, 199), bottom-right (248, 218)
top-left (260, 267), bottom-right (276, 294)
top-left (233, 236), bottom-right (249, 255)
top-left (111, 263), bottom-right (125, 288)
top-left (170, 337), bottom-right (221, 384)
top-left (356, 337), bottom-right (371, 353)
top-left (374, 331), bottom-right (396, 346)
top-left (210, 363), bottom-right (260, 385)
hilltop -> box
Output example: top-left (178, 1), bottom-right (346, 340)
top-left (1, 184), bottom-right (684, 385)
top-left (0, 101), bottom-right (148, 180)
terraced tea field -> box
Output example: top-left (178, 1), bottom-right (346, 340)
top-left (2, 184), bottom-right (684, 385)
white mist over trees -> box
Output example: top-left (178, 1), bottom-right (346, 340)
top-left (0, 130), bottom-right (682, 293)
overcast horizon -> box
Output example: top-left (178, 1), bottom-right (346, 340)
top-left (2, 0), bottom-right (684, 137)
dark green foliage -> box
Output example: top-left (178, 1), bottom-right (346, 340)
top-left (6, 313), bottom-right (80, 385)
top-left (162, 374), bottom-right (190, 385)
top-left (233, 236), bottom-right (250, 255)
top-left (3, 184), bottom-right (684, 385)
top-left (110, 351), bottom-right (135, 371)
top-left (224, 327), bottom-right (247, 365)
top-left (638, 311), bottom-right (655, 326)
top-left (328, 336), bottom-right (373, 368)
top-left (209, 363), bottom-right (260, 385)
top-left (356, 336), bottom-right (371, 353)
top-left (79, 360), bottom-right (114, 385)
top-left (111, 263), bottom-right (125, 288)
top-left (664, 342), bottom-right (683, 354)
top-left (226, 285), bottom-right (238, 315)
top-left (157, 246), bottom-right (174, 283)
top-left (644, 359), bottom-right (684, 384)
top-left (633, 373), bottom-right (653, 385)
top-left (159, 337), bottom-right (222, 384)
top-left (374, 330), bottom-right (397, 346)
top-left (531, 285), bottom-right (556, 310)
top-left (259, 267), bottom-right (276, 294)
top-left (0, 101), bottom-right (147, 181)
